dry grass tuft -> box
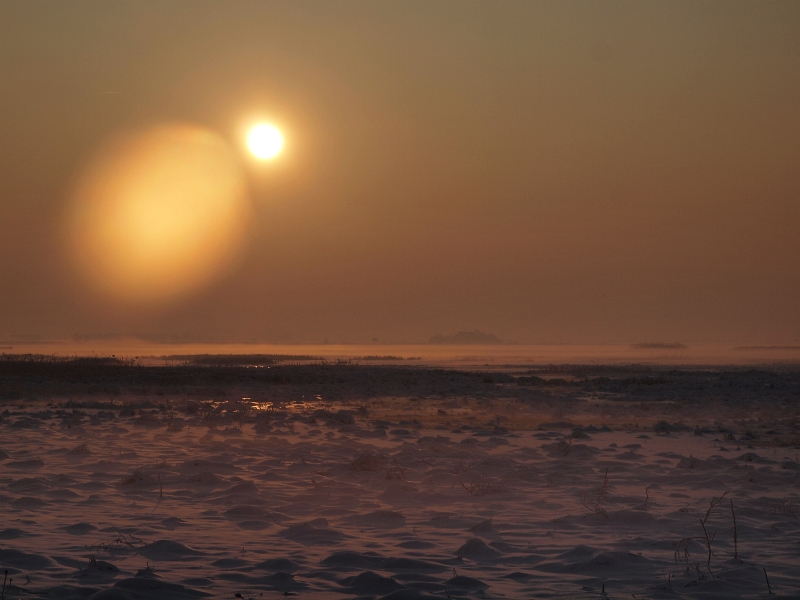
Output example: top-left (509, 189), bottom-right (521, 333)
top-left (349, 450), bottom-right (385, 472)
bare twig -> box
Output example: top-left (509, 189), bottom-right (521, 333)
top-left (698, 517), bottom-right (716, 567)
top-left (580, 468), bottom-right (610, 518)
top-left (89, 527), bottom-right (146, 551)
top-left (674, 537), bottom-right (700, 563)
top-left (698, 491), bottom-right (729, 567)
top-left (763, 568), bottom-right (773, 594)
top-left (458, 472), bottom-right (493, 495)
top-left (598, 469), bottom-right (609, 500)
top-left (730, 499), bottom-right (739, 560)
top-left (773, 499), bottom-right (797, 518)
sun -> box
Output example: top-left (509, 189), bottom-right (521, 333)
top-left (247, 123), bottom-right (284, 160)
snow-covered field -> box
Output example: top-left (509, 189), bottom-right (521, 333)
top-left (0, 361), bottom-right (798, 599)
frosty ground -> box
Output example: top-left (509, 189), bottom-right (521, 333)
top-left (0, 359), bottom-right (798, 599)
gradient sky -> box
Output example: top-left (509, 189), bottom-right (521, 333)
top-left (1, 1), bottom-right (798, 344)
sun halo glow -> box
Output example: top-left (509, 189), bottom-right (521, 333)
top-left (66, 124), bottom-right (250, 305)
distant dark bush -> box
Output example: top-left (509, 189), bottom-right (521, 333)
top-left (654, 421), bottom-right (671, 435)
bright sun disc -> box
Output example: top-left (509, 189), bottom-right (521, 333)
top-left (247, 124), bottom-right (284, 160)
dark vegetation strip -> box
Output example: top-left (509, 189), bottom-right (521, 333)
top-left (0, 355), bottom-right (511, 400)
top-left (0, 355), bottom-right (798, 404)
top-left (162, 354), bottom-right (320, 366)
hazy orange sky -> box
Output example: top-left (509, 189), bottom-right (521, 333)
top-left (1, 1), bottom-right (798, 345)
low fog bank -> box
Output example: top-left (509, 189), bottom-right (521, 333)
top-left (3, 340), bottom-right (800, 367)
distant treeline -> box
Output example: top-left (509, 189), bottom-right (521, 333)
top-left (163, 354), bottom-right (320, 366)
top-left (632, 343), bottom-right (688, 350)
top-left (1, 353), bottom-right (129, 365)
top-left (734, 346), bottom-right (800, 351)
top-left (429, 330), bottom-right (503, 344)
top-left (357, 356), bottom-right (421, 361)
